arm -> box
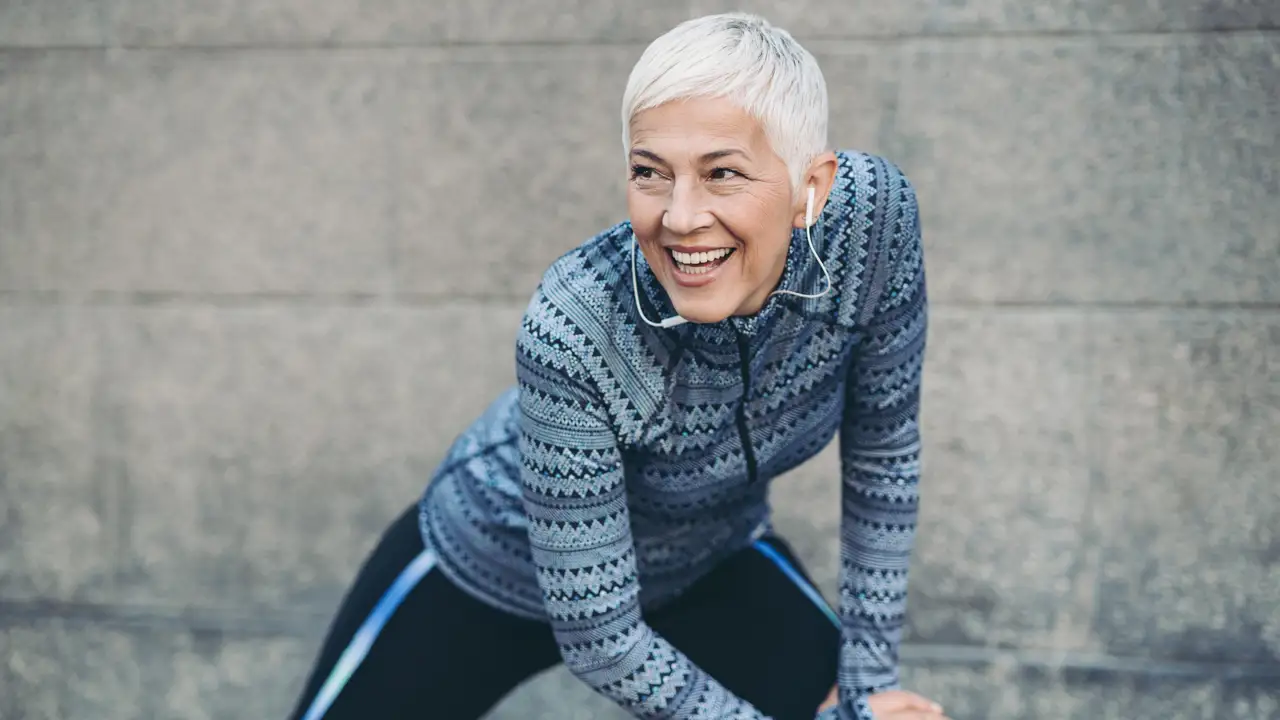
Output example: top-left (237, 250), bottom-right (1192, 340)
top-left (825, 165), bottom-right (928, 720)
top-left (515, 295), bottom-right (766, 719)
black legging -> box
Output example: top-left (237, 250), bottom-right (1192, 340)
top-left (289, 505), bottom-right (840, 720)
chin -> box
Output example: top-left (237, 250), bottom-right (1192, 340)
top-left (670, 296), bottom-right (736, 325)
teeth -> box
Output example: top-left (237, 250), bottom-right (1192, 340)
top-left (671, 248), bottom-right (732, 265)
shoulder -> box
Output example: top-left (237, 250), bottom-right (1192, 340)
top-left (517, 222), bottom-right (632, 383)
top-left (517, 222), bottom-right (670, 438)
top-left (825, 151), bottom-right (924, 327)
top-left (834, 150), bottom-right (917, 195)
top-left (529, 222), bottom-right (632, 329)
top-left (830, 150), bottom-right (921, 243)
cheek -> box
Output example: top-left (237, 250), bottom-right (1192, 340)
top-left (627, 191), bottom-right (665, 244)
top-left (739, 236), bottom-right (788, 281)
top-left (723, 202), bottom-right (792, 275)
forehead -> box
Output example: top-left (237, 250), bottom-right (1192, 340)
top-left (629, 96), bottom-right (771, 156)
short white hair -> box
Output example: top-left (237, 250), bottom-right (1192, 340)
top-left (621, 13), bottom-right (829, 193)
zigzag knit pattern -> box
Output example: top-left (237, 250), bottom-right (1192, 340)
top-left (418, 151), bottom-right (926, 720)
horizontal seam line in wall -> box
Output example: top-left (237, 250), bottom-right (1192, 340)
top-left (901, 643), bottom-right (1280, 679)
top-left (0, 290), bottom-right (521, 308)
top-left (940, 299), bottom-right (1280, 312)
top-left (1, 291), bottom-right (1279, 313)
top-left (0, 25), bottom-right (1276, 53)
top-left (3, 598), bottom-right (1278, 678)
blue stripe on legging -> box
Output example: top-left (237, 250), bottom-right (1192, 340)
top-left (300, 548), bottom-right (438, 720)
top-left (752, 539), bottom-right (840, 628)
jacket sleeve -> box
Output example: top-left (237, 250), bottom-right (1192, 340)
top-left (514, 290), bottom-right (767, 719)
top-left (826, 163), bottom-right (928, 720)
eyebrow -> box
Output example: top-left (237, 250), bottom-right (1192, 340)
top-left (699, 149), bottom-right (749, 163)
top-left (629, 148), bottom-right (750, 164)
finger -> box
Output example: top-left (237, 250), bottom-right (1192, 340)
top-left (875, 690), bottom-right (945, 712)
top-left (907, 692), bottom-right (945, 713)
top-left (895, 690), bottom-right (943, 711)
top-left (875, 710), bottom-right (949, 720)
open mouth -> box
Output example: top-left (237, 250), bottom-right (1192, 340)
top-left (668, 247), bottom-right (735, 275)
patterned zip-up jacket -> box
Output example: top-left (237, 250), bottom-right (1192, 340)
top-left (418, 150), bottom-right (927, 720)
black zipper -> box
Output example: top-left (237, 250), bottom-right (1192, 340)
top-left (734, 329), bottom-right (759, 485)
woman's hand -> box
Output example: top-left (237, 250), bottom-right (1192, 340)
top-left (818, 687), bottom-right (948, 719)
top-left (868, 689), bottom-right (947, 719)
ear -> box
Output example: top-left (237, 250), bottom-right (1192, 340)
top-left (792, 151), bottom-right (839, 229)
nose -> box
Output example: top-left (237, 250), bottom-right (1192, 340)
top-left (662, 181), bottom-right (712, 235)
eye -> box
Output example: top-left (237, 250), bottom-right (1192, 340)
top-left (708, 167), bottom-right (744, 181)
top-left (630, 164), bottom-right (659, 181)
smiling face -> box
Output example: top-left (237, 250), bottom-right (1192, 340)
top-left (627, 96), bottom-right (808, 324)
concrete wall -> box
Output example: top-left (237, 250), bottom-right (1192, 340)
top-left (2, 2), bottom-right (1277, 718)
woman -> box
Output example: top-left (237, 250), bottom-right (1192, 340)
top-left (289, 13), bottom-right (944, 720)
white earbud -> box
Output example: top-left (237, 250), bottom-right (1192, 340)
top-left (771, 185), bottom-right (831, 301)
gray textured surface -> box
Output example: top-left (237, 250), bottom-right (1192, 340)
top-left (1090, 313), bottom-right (1280, 665)
top-left (10, 0), bottom-right (1273, 47)
top-left (890, 35), bottom-right (1280, 304)
top-left (1, 620), bottom-right (312, 720)
top-left (1176, 34), bottom-right (1280, 303)
top-left (392, 48), bottom-right (636, 299)
top-left (0, 0), bottom-right (105, 46)
top-left (692, 0), bottom-right (1280, 35)
top-left (1, 304), bottom-right (522, 610)
top-left (112, 304), bottom-right (522, 610)
top-left (898, 662), bottom-right (1280, 719)
top-left (110, 0), bottom-right (698, 45)
top-left (0, 51), bottom-right (398, 294)
top-left (0, 309), bottom-right (119, 603)
top-left (2, 3), bottom-right (1278, 719)
top-left (110, 0), bottom-right (451, 46)
top-left (908, 311), bottom-right (1096, 651)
